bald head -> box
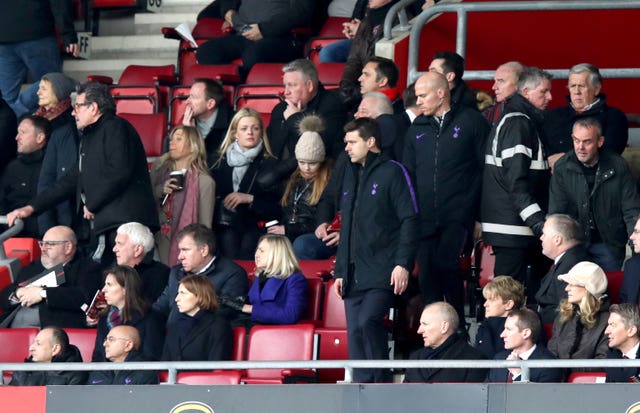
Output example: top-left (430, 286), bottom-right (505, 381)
top-left (414, 72), bottom-right (450, 116)
top-left (493, 61), bottom-right (523, 103)
top-left (40, 226), bottom-right (77, 269)
top-left (104, 325), bottom-right (141, 362)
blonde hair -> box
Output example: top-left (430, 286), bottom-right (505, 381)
top-left (214, 108), bottom-right (274, 167)
top-left (158, 125), bottom-right (209, 174)
top-left (281, 160), bottom-right (331, 207)
top-left (255, 234), bottom-right (300, 279)
top-left (482, 275), bottom-right (525, 308)
top-left (558, 292), bottom-right (602, 329)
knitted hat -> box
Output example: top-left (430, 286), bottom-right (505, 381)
top-left (557, 261), bottom-right (608, 298)
top-left (295, 115), bottom-right (326, 163)
top-left (41, 73), bottom-right (79, 101)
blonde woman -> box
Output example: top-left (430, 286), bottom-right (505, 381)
top-left (150, 125), bottom-right (215, 266)
top-left (547, 261), bottom-right (610, 369)
top-left (211, 108), bottom-right (281, 259)
top-left (236, 234), bottom-right (308, 325)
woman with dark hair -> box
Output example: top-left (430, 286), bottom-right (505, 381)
top-left (211, 107), bottom-right (280, 259)
top-left (162, 274), bottom-right (233, 361)
top-left (88, 265), bottom-right (165, 362)
top-left (151, 125), bottom-right (215, 266)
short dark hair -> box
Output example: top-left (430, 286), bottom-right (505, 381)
top-left (610, 304), bottom-right (640, 335)
top-left (367, 56), bottom-right (399, 88)
top-left (193, 78), bottom-right (225, 105)
top-left (573, 116), bottom-right (603, 138)
top-left (76, 82), bottom-right (116, 114)
top-left (177, 223), bottom-right (216, 256)
top-left (402, 83), bottom-right (418, 108)
top-left (433, 51), bottom-right (465, 84)
top-left (20, 115), bottom-right (52, 140)
top-left (507, 307), bottom-right (542, 343)
top-left (43, 326), bottom-right (70, 353)
top-left (344, 117), bottom-right (381, 149)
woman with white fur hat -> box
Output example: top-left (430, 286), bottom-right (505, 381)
top-left (547, 261), bottom-right (610, 371)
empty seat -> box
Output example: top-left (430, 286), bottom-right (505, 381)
top-left (242, 324), bottom-right (316, 384)
top-left (302, 278), bottom-right (324, 325)
top-left (119, 112), bottom-right (168, 166)
top-left (315, 327), bottom-right (348, 383)
top-left (321, 279), bottom-right (346, 329)
top-left (3, 238), bottom-right (40, 267)
top-left (0, 328), bottom-right (37, 362)
top-left (234, 84), bottom-right (284, 126)
top-left (65, 328), bottom-right (98, 362)
top-left (316, 62), bottom-right (345, 87)
top-left (110, 85), bottom-right (160, 114)
top-left (177, 370), bottom-right (242, 385)
top-left (233, 260), bottom-right (256, 282)
top-left (245, 63), bottom-right (284, 85)
top-left (306, 37), bottom-right (345, 65)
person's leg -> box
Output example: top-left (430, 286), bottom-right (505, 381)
top-left (0, 43), bottom-right (28, 113)
top-left (240, 36), bottom-right (302, 76)
top-left (588, 242), bottom-right (623, 271)
top-left (437, 223), bottom-right (468, 324)
top-left (196, 34), bottom-right (245, 65)
top-left (318, 39), bottom-right (352, 63)
top-left (492, 246), bottom-right (528, 283)
top-left (14, 36), bottom-right (63, 116)
top-left (357, 288), bottom-right (394, 383)
top-left (417, 236), bottom-right (440, 306)
top-left (344, 290), bottom-right (371, 382)
top-left (293, 233), bottom-right (336, 259)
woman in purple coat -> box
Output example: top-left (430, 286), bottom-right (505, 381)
top-left (240, 234), bottom-right (308, 324)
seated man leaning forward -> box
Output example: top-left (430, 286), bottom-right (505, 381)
top-left (404, 302), bottom-right (488, 383)
top-left (486, 307), bottom-right (562, 383)
top-left (9, 326), bottom-right (86, 386)
top-left (87, 325), bottom-right (159, 385)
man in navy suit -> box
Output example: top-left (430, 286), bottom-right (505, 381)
top-left (605, 303), bottom-right (640, 382)
top-left (487, 307), bottom-right (562, 383)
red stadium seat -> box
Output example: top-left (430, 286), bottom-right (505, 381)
top-left (65, 328), bottom-right (98, 363)
top-left (234, 84), bottom-right (284, 126)
top-left (306, 37), bottom-right (344, 65)
top-left (103, 64), bottom-right (177, 113)
top-left (0, 266), bottom-right (11, 293)
top-left (318, 17), bottom-right (350, 37)
top-left (302, 278), bottom-right (324, 325)
top-left (232, 326), bottom-right (246, 361)
top-left (299, 259), bottom-right (334, 280)
top-left (177, 370), bottom-right (242, 385)
top-left (315, 328), bottom-right (348, 383)
top-left (119, 112), bottom-right (168, 166)
top-left (110, 85), bottom-right (159, 114)
top-left (234, 260), bottom-right (256, 282)
top-left (543, 323), bottom-right (553, 344)
top-left (245, 63), bottom-right (284, 85)
top-left (316, 62), bottom-right (345, 87)
top-left (3, 238), bottom-right (41, 267)
top-left (321, 279), bottom-right (346, 329)
top-left (0, 328), bottom-right (38, 383)
top-left (567, 371), bottom-right (606, 383)
top-left (606, 271), bottom-right (624, 304)
top-left (242, 324), bottom-right (316, 384)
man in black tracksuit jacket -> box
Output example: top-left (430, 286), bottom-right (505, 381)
top-left (334, 117), bottom-right (418, 383)
top-left (481, 67), bottom-right (553, 290)
top-left (403, 72), bottom-right (490, 323)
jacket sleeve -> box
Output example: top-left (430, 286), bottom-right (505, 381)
top-left (258, 0), bottom-right (314, 38)
top-left (46, 260), bottom-right (102, 312)
top-left (604, 108), bottom-right (629, 154)
top-left (152, 270), bottom-right (178, 317)
top-left (50, 0), bottom-right (77, 46)
top-left (498, 119), bottom-right (547, 228)
top-left (92, 319), bottom-right (107, 362)
top-left (30, 168), bottom-right (78, 214)
top-left (618, 160), bottom-right (640, 237)
top-left (389, 163), bottom-right (419, 270)
top-left (548, 159), bottom-right (572, 216)
top-left (141, 311), bottom-right (166, 361)
top-left (251, 274), bottom-right (308, 324)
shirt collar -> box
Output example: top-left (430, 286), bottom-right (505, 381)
top-left (195, 256), bottom-right (216, 275)
top-left (518, 344), bottom-right (537, 360)
top-left (624, 342), bottom-right (640, 360)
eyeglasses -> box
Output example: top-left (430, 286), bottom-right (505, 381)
top-left (104, 336), bottom-right (130, 344)
top-left (73, 101), bottom-right (91, 110)
top-left (38, 240), bottom-right (69, 249)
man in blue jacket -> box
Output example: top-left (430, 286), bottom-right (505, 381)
top-left (334, 117), bottom-right (418, 382)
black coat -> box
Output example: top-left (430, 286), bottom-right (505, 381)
top-left (162, 310), bottom-right (233, 361)
top-left (9, 344), bottom-right (86, 386)
top-left (30, 112), bottom-right (159, 235)
top-left (486, 345), bottom-right (563, 383)
top-left (475, 317), bottom-right (507, 359)
top-left (268, 85), bottom-right (346, 160)
top-left (403, 105), bottom-right (489, 237)
top-left (134, 254), bottom-right (170, 304)
top-left (535, 244), bottom-right (591, 324)
top-left (605, 345), bottom-right (640, 382)
top-left (621, 254), bottom-right (640, 304)
top-left (0, 149), bottom-right (45, 237)
top-left (451, 80), bottom-right (478, 111)
top-left (334, 152), bottom-right (418, 295)
top-left (204, 102), bottom-right (234, 168)
top-left (87, 350), bottom-right (159, 385)
top-left (92, 308), bottom-right (165, 362)
top-left (0, 255), bottom-right (102, 328)
top-left (549, 150), bottom-right (640, 264)
top-left (543, 94), bottom-right (628, 155)
top-left (0, 96), bottom-right (17, 177)
top-left (404, 333), bottom-right (488, 383)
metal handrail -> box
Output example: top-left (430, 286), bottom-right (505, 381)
top-left (0, 217), bottom-right (24, 260)
top-left (406, 0), bottom-right (640, 84)
top-left (1, 358), bottom-right (638, 384)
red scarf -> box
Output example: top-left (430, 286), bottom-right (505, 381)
top-left (34, 98), bottom-right (72, 120)
top-left (379, 87), bottom-right (399, 103)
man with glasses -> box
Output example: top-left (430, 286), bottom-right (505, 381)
top-left (87, 325), bottom-right (159, 385)
top-left (0, 225), bottom-right (101, 328)
top-left (5, 82), bottom-right (158, 265)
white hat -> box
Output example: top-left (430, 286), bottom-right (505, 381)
top-left (557, 261), bottom-right (608, 297)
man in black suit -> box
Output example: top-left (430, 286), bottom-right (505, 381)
top-left (0, 225), bottom-right (102, 328)
top-left (404, 302), bottom-right (487, 383)
top-left (487, 307), bottom-right (562, 383)
top-left (182, 78), bottom-right (234, 167)
top-left (605, 304), bottom-right (640, 382)
top-left (535, 214), bottom-right (591, 324)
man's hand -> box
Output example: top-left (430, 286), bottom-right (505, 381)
top-left (267, 225), bottom-right (285, 235)
top-left (506, 350), bottom-right (522, 377)
top-left (390, 265), bottom-right (409, 295)
top-left (83, 205), bottom-right (95, 220)
top-left (182, 106), bottom-right (196, 126)
top-left (241, 24), bottom-right (263, 41)
top-left (283, 99), bottom-right (304, 120)
top-left (7, 206), bottom-right (35, 226)
top-left (333, 278), bottom-right (344, 299)
top-left (224, 9), bottom-right (235, 26)
top-left (66, 43), bottom-right (80, 57)
top-left (18, 286), bottom-right (44, 307)
top-left (547, 152), bottom-right (565, 174)
top-left (342, 19), bottom-right (360, 39)
top-left (314, 223), bottom-right (339, 246)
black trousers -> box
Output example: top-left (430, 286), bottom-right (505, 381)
top-left (344, 287), bottom-right (394, 383)
top-left (416, 223), bottom-right (468, 324)
top-left (493, 245), bottom-right (551, 303)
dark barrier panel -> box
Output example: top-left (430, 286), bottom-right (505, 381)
top-left (45, 384), bottom-right (640, 413)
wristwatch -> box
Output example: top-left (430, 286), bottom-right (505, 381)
top-left (39, 288), bottom-right (47, 299)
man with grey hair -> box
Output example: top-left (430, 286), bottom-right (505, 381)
top-left (354, 92), bottom-right (393, 119)
top-left (549, 117), bottom-right (640, 271)
top-left (6, 82), bottom-right (159, 265)
top-left (485, 61), bottom-right (524, 126)
top-left (536, 214), bottom-right (591, 323)
top-left (268, 59), bottom-right (346, 162)
top-left (404, 301), bottom-right (487, 383)
top-left (605, 303), bottom-right (640, 382)
top-left (113, 222), bottom-right (169, 302)
top-left (481, 67), bottom-right (553, 290)
top-left (544, 63), bottom-right (628, 171)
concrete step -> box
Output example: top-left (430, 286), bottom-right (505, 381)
top-left (134, 12), bottom-right (198, 35)
top-left (88, 34), bottom-right (179, 58)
